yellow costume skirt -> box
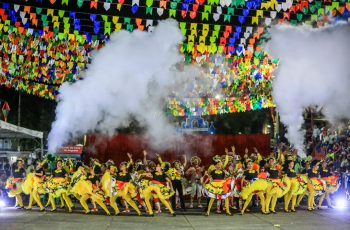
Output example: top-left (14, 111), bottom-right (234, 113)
top-left (101, 173), bottom-right (117, 197)
top-left (71, 179), bottom-right (92, 197)
top-left (150, 181), bottom-right (174, 200)
top-left (241, 179), bottom-right (269, 200)
top-left (322, 176), bottom-right (340, 193)
top-left (21, 173), bottom-right (34, 195)
top-left (71, 179), bottom-right (105, 202)
top-left (116, 181), bottom-right (137, 198)
top-left (22, 173), bottom-right (45, 195)
top-left (205, 178), bottom-right (233, 199)
top-left (309, 178), bottom-right (326, 196)
top-left (289, 176), bottom-right (308, 196)
top-left (6, 177), bottom-right (23, 197)
top-left (267, 178), bottom-right (290, 198)
top-left (46, 177), bottom-right (69, 198)
top-left (137, 179), bottom-right (151, 192)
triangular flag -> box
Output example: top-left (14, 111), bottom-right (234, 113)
top-left (77, 0), bottom-right (84, 7)
top-left (213, 13), bottom-right (220, 21)
top-left (14, 5), bottom-right (20, 12)
top-left (157, 8), bottom-right (164, 16)
top-left (103, 3), bottom-right (111, 10)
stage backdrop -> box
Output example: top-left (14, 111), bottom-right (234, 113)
top-left (85, 134), bottom-right (270, 166)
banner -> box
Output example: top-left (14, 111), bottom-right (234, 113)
top-left (59, 146), bottom-right (83, 155)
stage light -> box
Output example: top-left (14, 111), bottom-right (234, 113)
top-left (215, 94), bottom-right (221, 99)
top-left (335, 197), bottom-right (347, 210)
top-left (0, 200), bottom-right (5, 208)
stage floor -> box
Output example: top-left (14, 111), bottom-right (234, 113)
top-left (0, 206), bottom-right (349, 230)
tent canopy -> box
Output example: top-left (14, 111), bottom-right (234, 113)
top-left (0, 120), bottom-right (43, 139)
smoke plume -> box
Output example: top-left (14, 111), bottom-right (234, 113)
top-left (48, 20), bottom-right (187, 152)
top-left (267, 23), bottom-right (350, 157)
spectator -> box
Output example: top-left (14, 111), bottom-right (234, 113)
top-left (3, 159), bottom-right (11, 177)
top-left (312, 125), bottom-right (321, 143)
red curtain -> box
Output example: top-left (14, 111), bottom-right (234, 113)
top-left (85, 134), bottom-right (270, 166)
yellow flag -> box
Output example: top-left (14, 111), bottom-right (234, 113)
top-left (115, 23), bottom-right (122, 32)
top-left (68, 34), bottom-right (75, 41)
top-left (251, 17), bottom-right (259, 25)
top-left (112, 16), bottom-right (119, 24)
top-left (202, 24), bottom-right (209, 31)
top-left (47, 9), bottom-right (54, 16)
top-left (260, 2), bottom-right (268, 10)
top-left (191, 30), bottom-right (197, 37)
top-left (256, 10), bottom-right (263, 18)
top-left (202, 30), bottom-right (208, 37)
top-left (190, 23), bottom-right (197, 30)
top-left (270, 0), bottom-right (278, 10)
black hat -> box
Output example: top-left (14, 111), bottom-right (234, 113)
top-left (310, 160), bottom-right (320, 168)
top-left (285, 159), bottom-right (295, 165)
top-left (259, 159), bottom-right (266, 168)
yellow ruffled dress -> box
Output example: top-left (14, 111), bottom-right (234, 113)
top-left (6, 177), bottom-right (23, 197)
top-left (205, 170), bottom-right (233, 199)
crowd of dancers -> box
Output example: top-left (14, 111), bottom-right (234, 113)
top-left (4, 146), bottom-right (341, 216)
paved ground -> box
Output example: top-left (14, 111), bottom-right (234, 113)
top-left (0, 206), bottom-right (349, 230)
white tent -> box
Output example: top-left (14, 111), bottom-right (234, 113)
top-left (0, 120), bottom-right (44, 155)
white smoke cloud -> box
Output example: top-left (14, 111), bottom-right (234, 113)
top-left (48, 19), bottom-right (187, 152)
top-left (267, 23), bottom-right (350, 157)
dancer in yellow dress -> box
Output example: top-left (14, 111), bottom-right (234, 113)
top-left (115, 153), bottom-right (141, 215)
top-left (70, 166), bottom-right (110, 215)
top-left (140, 160), bottom-right (175, 216)
top-left (317, 160), bottom-right (337, 209)
top-left (302, 160), bottom-right (324, 211)
top-left (240, 159), bottom-right (266, 214)
top-left (284, 159), bottom-right (305, 212)
top-left (101, 164), bottom-right (120, 215)
top-left (204, 155), bottom-right (232, 216)
top-left (265, 157), bottom-right (291, 214)
top-left (6, 158), bottom-right (26, 209)
top-left (47, 159), bottom-right (73, 212)
top-left (22, 160), bottom-right (46, 211)
top-left (87, 165), bottom-right (104, 213)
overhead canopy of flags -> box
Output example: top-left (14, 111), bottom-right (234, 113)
top-left (0, 0), bottom-right (349, 114)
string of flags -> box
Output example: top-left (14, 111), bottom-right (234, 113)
top-left (0, 0), bottom-right (349, 115)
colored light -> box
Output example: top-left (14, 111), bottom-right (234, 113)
top-left (0, 200), bottom-right (6, 208)
top-left (335, 198), bottom-right (348, 210)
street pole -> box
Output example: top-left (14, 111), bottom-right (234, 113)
top-left (41, 137), bottom-right (44, 159)
top-left (18, 91), bottom-right (21, 152)
top-left (274, 112), bottom-right (279, 144)
top-left (18, 91), bottom-right (21, 126)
